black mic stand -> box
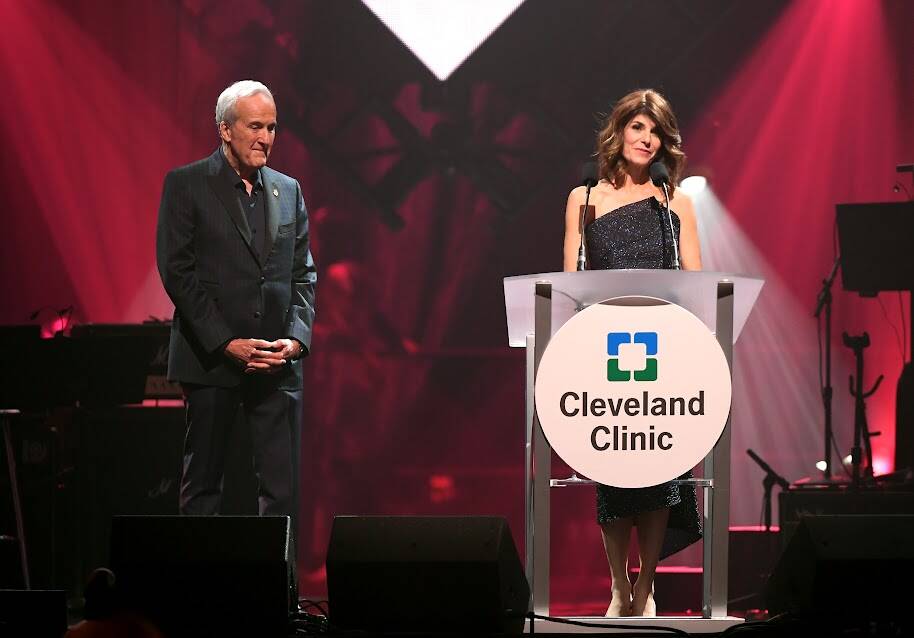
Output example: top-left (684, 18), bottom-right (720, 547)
top-left (660, 182), bottom-right (680, 270)
top-left (577, 184), bottom-right (594, 271)
top-left (813, 256), bottom-right (840, 479)
top-left (843, 332), bottom-right (882, 487)
top-left (746, 449), bottom-right (790, 533)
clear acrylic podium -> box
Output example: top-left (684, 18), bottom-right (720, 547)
top-left (503, 269), bottom-right (763, 630)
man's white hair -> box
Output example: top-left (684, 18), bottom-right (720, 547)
top-left (215, 80), bottom-right (275, 129)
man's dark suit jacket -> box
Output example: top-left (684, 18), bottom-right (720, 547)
top-left (156, 148), bottom-right (316, 390)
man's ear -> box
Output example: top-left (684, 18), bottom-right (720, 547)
top-left (218, 121), bottom-right (231, 142)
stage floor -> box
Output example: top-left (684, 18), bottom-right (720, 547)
top-left (526, 615), bottom-right (743, 634)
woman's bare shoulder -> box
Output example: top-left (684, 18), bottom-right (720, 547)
top-left (671, 189), bottom-right (695, 220)
top-left (567, 184), bottom-right (588, 203)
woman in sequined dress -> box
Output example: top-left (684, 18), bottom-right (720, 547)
top-left (562, 89), bottom-right (703, 617)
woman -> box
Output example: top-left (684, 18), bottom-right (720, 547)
top-left (563, 89), bottom-right (702, 617)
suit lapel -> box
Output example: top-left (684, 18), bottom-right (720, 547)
top-left (206, 150), bottom-right (261, 267)
top-left (262, 173), bottom-right (280, 261)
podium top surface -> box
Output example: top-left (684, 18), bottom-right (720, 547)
top-left (503, 269), bottom-right (764, 347)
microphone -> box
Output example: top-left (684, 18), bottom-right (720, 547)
top-left (577, 162), bottom-right (598, 271)
top-left (746, 449), bottom-right (790, 490)
top-left (581, 161), bottom-right (598, 188)
top-left (746, 448), bottom-right (790, 532)
top-left (649, 160), bottom-right (669, 187)
top-left (649, 161), bottom-right (681, 270)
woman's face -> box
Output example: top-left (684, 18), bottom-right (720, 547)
top-left (621, 113), bottom-right (661, 169)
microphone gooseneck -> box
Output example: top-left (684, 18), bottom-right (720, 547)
top-left (577, 162), bottom-right (598, 271)
top-left (649, 161), bottom-right (681, 270)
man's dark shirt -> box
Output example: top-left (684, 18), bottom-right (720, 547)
top-left (221, 149), bottom-right (266, 258)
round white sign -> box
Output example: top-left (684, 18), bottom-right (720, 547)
top-left (534, 296), bottom-right (732, 488)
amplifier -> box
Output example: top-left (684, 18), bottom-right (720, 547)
top-left (779, 487), bottom-right (914, 543)
top-left (71, 322), bottom-right (181, 400)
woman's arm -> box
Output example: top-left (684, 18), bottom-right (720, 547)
top-left (673, 192), bottom-right (702, 271)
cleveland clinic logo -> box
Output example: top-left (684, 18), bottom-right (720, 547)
top-left (607, 331), bottom-right (658, 382)
top-left (534, 300), bottom-right (733, 488)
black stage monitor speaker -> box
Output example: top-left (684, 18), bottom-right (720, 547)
top-left (0, 589), bottom-right (67, 638)
top-left (836, 201), bottom-right (914, 294)
top-left (326, 515), bottom-right (530, 634)
top-left (110, 515), bottom-right (294, 637)
top-left (767, 514), bottom-right (914, 621)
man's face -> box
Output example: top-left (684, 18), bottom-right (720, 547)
top-left (219, 93), bottom-right (277, 174)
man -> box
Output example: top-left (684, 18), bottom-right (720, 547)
top-left (156, 80), bottom-right (316, 535)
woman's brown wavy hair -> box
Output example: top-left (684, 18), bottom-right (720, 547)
top-left (596, 89), bottom-right (685, 196)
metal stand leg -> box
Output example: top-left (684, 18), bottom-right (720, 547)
top-left (703, 281), bottom-right (733, 617)
top-left (525, 334), bottom-right (535, 607)
top-left (2, 411), bottom-right (30, 589)
top-left (526, 282), bottom-right (553, 615)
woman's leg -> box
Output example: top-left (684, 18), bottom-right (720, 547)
top-left (599, 517), bottom-right (634, 616)
top-left (631, 507), bottom-right (670, 616)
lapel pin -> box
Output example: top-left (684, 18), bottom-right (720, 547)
top-left (272, 187), bottom-right (279, 197)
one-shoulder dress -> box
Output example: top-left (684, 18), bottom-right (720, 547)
top-left (585, 196), bottom-right (702, 559)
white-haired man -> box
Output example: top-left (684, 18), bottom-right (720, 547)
top-left (156, 80), bottom-right (316, 539)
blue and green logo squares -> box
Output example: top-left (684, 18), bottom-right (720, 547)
top-left (606, 331), bottom-right (658, 382)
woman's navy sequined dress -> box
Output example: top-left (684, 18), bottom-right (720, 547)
top-left (585, 196), bottom-right (702, 559)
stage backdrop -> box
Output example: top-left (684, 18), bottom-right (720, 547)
top-left (2, 0), bottom-right (913, 612)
